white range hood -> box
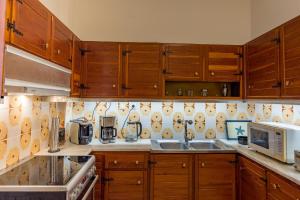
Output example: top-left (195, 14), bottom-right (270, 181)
top-left (3, 45), bottom-right (71, 96)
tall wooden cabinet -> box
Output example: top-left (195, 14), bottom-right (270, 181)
top-left (50, 16), bottom-right (73, 69)
top-left (162, 44), bottom-right (204, 80)
top-left (150, 154), bottom-right (193, 200)
top-left (121, 43), bottom-right (162, 98)
top-left (195, 154), bottom-right (236, 200)
top-left (245, 29), bottom-right (281, 98)
top-left (281, 16), bottom-right (300, 98)
top-left (81, 42), bottom-right (121, 98)
top-left (6, 0), bottom-right (51, 59)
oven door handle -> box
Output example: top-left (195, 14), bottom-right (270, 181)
top-left (81, 175), bottom-right (99, 200)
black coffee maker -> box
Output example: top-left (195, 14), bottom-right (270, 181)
top-left (100, 116), bottom-right (117, 144)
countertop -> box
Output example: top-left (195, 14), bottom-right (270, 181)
top-left (220, 139), bottom-right (300, 185)
top-left (35, 138), bottom-right (300, 186)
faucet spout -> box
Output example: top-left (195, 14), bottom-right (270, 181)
top-left (177, 119), bottom-right (193, 145)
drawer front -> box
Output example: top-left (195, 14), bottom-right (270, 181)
top-left (239, 156), bottom-right (266, 178)
top-left (105, 152), bottom-right (148, 169)
top-left (268, 172), bottom-right (300, 200)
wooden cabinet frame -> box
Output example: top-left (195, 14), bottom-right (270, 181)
top-left (0, 0), bottom-right (6, 97)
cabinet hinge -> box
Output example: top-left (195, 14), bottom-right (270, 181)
top-left (7, 20), bottom-right (23, 36)
top-left (79, 48), bottom-right (92, 56)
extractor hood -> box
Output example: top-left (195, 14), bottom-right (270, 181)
top-left (3, 45), bottom-right (71, 96)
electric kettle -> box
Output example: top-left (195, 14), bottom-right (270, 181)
top-left (125, 121), bottom-right (142, 142)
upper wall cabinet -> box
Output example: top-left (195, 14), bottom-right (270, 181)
top-left (162, 44), bottom-right (204, 80)
top-left (281, 16), bottom-right (300, 98)
top-left (204, 45), bottom-right (243, 82)
top-left (50, 16), bottom-right (73, 69)
top-left (70, 35), bottom-right (81, 97)
top-left (121, 43), bottom-right (162, 98)
top-left (81, 42), bottom-right (121, 98)
top-left (6, 0), bottom-right (51, 59)
top-left (245, 29), bottom-right (281, 98)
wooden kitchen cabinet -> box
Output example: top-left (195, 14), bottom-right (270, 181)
top-left (6, 0), bottom-right (51, 59)
top-left (0, 0), bottom-right (6, 97)
top-left (267, 172), bottom-right (300, 200)
top-left (245, 29), bottom-right (281, 98)
top-left (121, 43), bottom-right (162, 98)
top-left (238, 156), bottom-right (267, 200)
top-left (150, 154), bottom-right (193, 200)
top-left (91, 152), bottom-right (105, 200)
top-left (81, 42), bottom-right (121, 98)
top-left (70, 35), bottom-right (81, 97)
top-left (50, 16), bottom-right (73, 69)
top-left (162, 44), bottom-right (204, 80)
top-left (204, 45), bottom-right (243, 82)
top-left (104, 170), bottom-right (148, 200)
top-left (280, 16), bottom-right (300, 98)
top-left (195, 154), bottom-right (236, 200)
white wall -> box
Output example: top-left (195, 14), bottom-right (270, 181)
top-left (251, 0), bottom-right (300, 39)
top-left (39, 0), bottom-right (75, 31)
top-left (70, 0), bottom-right (251, 44)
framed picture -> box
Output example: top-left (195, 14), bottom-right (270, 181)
top-left (225, 120), bottom-right (252, 140)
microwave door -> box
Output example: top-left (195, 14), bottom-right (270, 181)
top-left (250, 128), bottom-right (270, 149)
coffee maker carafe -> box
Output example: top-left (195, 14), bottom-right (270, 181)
top-left (100, 116), bottom-right (117, 144)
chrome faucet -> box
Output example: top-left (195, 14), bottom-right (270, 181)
top-left (177, 119), bottom-right (193, 145)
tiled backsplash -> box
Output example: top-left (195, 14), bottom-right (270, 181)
top-left (0, 96), bottom-right (65, 171)
top-left (65, 102), bottom-right (300, 141)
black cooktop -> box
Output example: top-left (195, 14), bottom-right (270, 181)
top-left (0, 156), bottom-right (91, 186)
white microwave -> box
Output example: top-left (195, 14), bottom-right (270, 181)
top-left (248, 122), bottom-right (300, 163)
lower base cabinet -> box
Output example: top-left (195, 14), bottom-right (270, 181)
top-left (196, 154), bottom-right (236, 200)
top-left (238, 156), bottom-right (267, 200)
top-left (150, 154), bottom-right (194, 200)
top-left (104, 170), bottom-right (148, 200)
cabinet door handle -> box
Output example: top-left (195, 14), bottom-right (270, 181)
top-left (182, 163), bottom-right (186, 168)
top-left (57, 49), bottom-right (61, 55)
top-left (272, 183), bottom-right (280, 189)
top-left (122, 50), bottom-right (132, 56)
top-left (148, 160), bottom-right (157, 165)
top-left (194, 72), bottom-right (199, 76)
top-left (201, 162), bottom-right (205, 167)
top-left (162, 50), bottom-right (173, 56)
top-left (162, 69), bottom-right (173, 74)
top-left (137, 180), bottom-right (142, 185)
top-left (112, 84), bottom-right (116, 88)
top-left (210, 71), bottom-right (215, 76)
top-left (153, 84), bottom-right (158, 89)
top-left (42, 43), bottom-right (49, 50)
top-left (259, 176), bottom-right (267, 183)
top-left (113, 160), bottom-right (118, 165)
top-left (272, 82), bottom-right (282, 88)
top-left (135, 160), bottom-right (139, 165)
top-left (79, 84), bottom-right (90, 90)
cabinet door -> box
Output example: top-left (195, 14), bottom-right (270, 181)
top-left (50, 16), bottom-right (73, 68)
top-left (81, 42), bottom-right (121, 98)
top-left (121, 43), bottom-right (162, 98)
top-left (9, 0), bottom-right (51, 59)
top-left (104, 170), bottom-right (147, 200)
top-left (238, 156), bottom-right (267, 200)
top-left (150, 154), bottom-right (193, 200)
top-left (281, 16), bottom-right (300, 98)
top-left (196, 154), bottom-right (236, 200)
top-left (91, 152), bottom-right (105, 200)
top-left (162, 44), bottom-right (204, 80)
top-left (0, 0), bottom-right (6, 97)
top-left (245, 29), bottom-right (281, 98)
top-left (267, 172), bottom-right (300, 200)
top-left (70, 35), bottom-right (81, 97)
top-left (205, 45), bottom-right (243, 82)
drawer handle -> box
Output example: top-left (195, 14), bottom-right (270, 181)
top-left (113, 160), bottom-right (118, 165)
top-left (182, 163), bottom-right (186, 168)
top-left (201, 162), bottom-right (205, 167)
top-left (135, 160), bottom-right (139, 165)
top-left (194, 72), bottom-right (199, 76)
top-left (153, 84), bottom-right (158, 89)
top-left (137, 180), bottom-right (141, 185)
top-left (210, 71), bottom-right (215, 76)
top-left (112, 84), bottom-right (116, 88)
top-left (57, 49), bottom-right (61, 55)
top-left (272, 183), bottom-right (280, 190)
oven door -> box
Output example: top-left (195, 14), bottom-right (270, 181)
top-left (78, 175), bottom-right (99, 200)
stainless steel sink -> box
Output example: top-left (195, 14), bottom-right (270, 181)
top-left (189, 142), bottom-right (220, 150)
top-left (159, 142), bottom-right (188, 150)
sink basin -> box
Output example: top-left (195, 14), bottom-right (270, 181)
top-left (189, 142), bottom-right (220, 150)
top-left (159, 142), bottom-right (188, 150)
